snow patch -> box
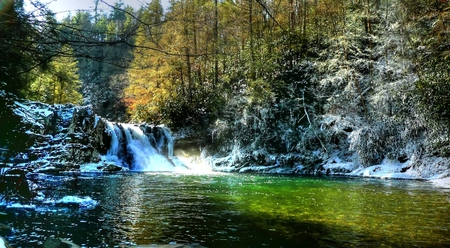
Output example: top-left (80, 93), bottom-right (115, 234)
top-left (239, 165), bottom-right (280, 173)
top-left (79, 163), bottom-right (101, 172)
top-left (432, 177), bottom-right (450, 188)
top-left (348, 158), bottom-right (417, 179)
top-left (94, 115), bottom-right (100, 128)
top-left (6, 203), bottom-right (36, 209)
top-left (323, 162), bottom-right (356, 174)
top-left (80, 161), bottom-right (129, 172)
top-left (0, 238), bottom-right (5, 248)
top-left (34, 165), bottom-right (58, 173)
top-left (44, 196), bottom-right (98, 208)
top-left (80, 163), bottom-right (104, 172)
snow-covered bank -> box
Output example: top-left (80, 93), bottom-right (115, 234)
top-left (209, 153), bottom-right (450, 187)
top-left (207, 141), bottom-right (450, 186)
top-left (432, 177), bottom-right (450, 188)
top-left (1, 94), bottom-right (449, 188)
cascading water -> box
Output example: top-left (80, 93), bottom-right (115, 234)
top-left (105, 122), bottom-right (123, 166)
top-left (104, 122), bottom-right (183, 171)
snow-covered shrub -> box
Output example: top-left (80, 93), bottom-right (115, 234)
top-left (349, 121), bottom-right (398, 166)
top-left (208, 62), bottom-right (325, 170)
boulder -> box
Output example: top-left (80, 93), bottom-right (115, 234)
top-left (98, 163), bottom-right (123, 172)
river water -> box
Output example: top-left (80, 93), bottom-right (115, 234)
top-left (2, 173), bottom-right (450, 247)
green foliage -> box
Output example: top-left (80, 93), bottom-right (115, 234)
top-left (60, 4), bottom-right (137, 119)
top-left (0, 0), bottom-right (54, 95)
top-left (416, 56), bottom-right (450, 122)
top-left (26, 46), bottom-right (83, 104)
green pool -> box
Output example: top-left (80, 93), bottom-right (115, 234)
top-left (2, 173), bottom-right (449, 247)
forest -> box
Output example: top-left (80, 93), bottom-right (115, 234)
top-left (1, 0), bottom-right (450, 172)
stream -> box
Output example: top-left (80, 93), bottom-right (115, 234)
top-left (1, 172), bottom-right (450, 247)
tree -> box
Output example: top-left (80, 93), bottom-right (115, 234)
top-left (0, 0), bottom-right (53, 95)
top-left (26, 46), bottom-right (83, 104)
top-left (126, 0), bottom-right (225, 126)
top-left (60, 4), bottom-right (137, 119)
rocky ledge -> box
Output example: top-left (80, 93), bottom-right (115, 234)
top-left (0, 94), bottom-right (112, 173)
top-left (0, 93), bottom-right (175, 175)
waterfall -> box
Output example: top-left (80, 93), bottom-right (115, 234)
top-left (161, 127), bottom-right (174, 158)
top-left (104, 122), bottom-right (182, 172)
top-left (105, 121), bottom-right (122, 165)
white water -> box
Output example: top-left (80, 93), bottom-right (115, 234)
top-left (105, 123), bottom-right (183, 172)
top-left (161, 127), bottom-right (174, 158)
top-left (105, 121), bottom-right (122, 165)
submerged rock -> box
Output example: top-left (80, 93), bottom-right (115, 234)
top-left (0, 223), bottom-right (11, 233)
top-left (134, 243), bottom-right (207, 248)
top-left (43, 237), bottom-right (81, 248)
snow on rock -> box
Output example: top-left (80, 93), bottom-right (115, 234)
top-left (5, 203), bottom-right (36, 210)
top-left (432, 177), bottom-right (450, 188)
top-left (12, 101), bottom-right (45, 130)
top-left (0, 237), bottom-right (7, 248)
top-left (80, 161), bottom-right (129, 172)
top-left (79, 163), bottom-right (105, 172)
top-left (44, 196), bottom-right (98, 208)
top-left (1, 99), bottom-right (113, 172)
top-left (239, 165), bottom-right (283, 173)
top-left (321, 151), bottom-right (358, 174)
top-left (323, 162), bottom-right (357, 174)
top-left (34, 165), bottom-right (59, 173)
top-left (348, 158), bottom-right (417, 179)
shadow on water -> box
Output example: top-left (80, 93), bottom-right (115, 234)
top-left (189, 180), bottom-right (432, 248)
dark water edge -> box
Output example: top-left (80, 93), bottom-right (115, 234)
top-left (1, 172), bottom-right (450, 248)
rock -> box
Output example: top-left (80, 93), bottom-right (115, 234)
top-left (99, 163), bottom-right (123, 172)
top-left (0, 168), bottom-right (31, 199)
top-left (4, 168), bottom-right (28, 176)
top-left (2, 98), bottom-right (176, 174)
top-left (134, 243), bottom-right (207, 248)
top-left (1, 100), bottom-right (112, 173)
top-left (0, 223), bottom-right (11, 232)
top-left (43, 237), bottom-right (81, 248)
top-left (0, 224), bottom-right (12, 241)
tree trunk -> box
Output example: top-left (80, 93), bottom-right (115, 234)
top-left (302, 0), bottom-right (307, 38)
top-left (249, 0), bottom-right (255, 80)
top-left (214, 0), bottom-right (219, 88)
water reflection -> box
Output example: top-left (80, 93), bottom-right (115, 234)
top-left (1, 173), bottom-right (450, 247)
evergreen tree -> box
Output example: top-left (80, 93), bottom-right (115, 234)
top-left (26, 46), bottom-right (83, 104)
top-left (0, 0), bottom-right (52, 95)
top-left (62, 4), bottom-right (137, 120)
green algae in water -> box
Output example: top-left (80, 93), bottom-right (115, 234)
top-left (3, 173), bottom-right (450, 247)
top-left (209, 175), bottom-right (450, 247)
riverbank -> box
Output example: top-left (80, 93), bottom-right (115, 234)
top-left (203, 140), bottom-right (450, 187)
top-left (1, 95), bottom-right (450, 190)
